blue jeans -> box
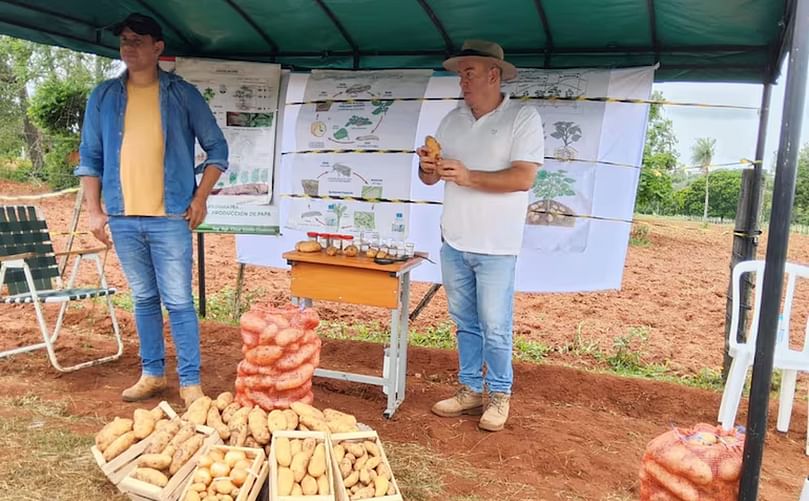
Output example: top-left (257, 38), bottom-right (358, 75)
top-left (440, 242), bottom-right (517, 394)
top-left (109, 216), bottom-right (200, 387)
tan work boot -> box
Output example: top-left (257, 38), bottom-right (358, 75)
top-left (179, 385), bottom-right (205, 408)
top-left (121, 375), bottom-right (167, 402)
top-left (479, 392), bottom-right (510, 431)
top-left (431, 385), bottom-right (484, 417)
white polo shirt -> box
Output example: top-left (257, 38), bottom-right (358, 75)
top-left (435, 94), bottom-right (544, 255)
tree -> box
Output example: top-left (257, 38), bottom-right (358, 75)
top-left (790, 144), bottom-right (809, 224)
top-left (636, 91), bottom-right (679, 214)
top-left (677, 169), bottom-right (742, 221)
top-left (691, 137), bottom-right (717, 220)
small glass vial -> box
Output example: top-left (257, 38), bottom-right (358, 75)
top-left (405, 242), bottom-right (416, 258)
top-left (307, 231), bottom-right (319, 242)
top-left (317, 232), bottom-right (329, 249)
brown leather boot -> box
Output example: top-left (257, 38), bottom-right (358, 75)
top-left (121, 375), bottom-right (167, 402)
top-left (179, 385), bottom-right (205, 408)
top-left (431, 385), bottom-right (484, 417)
top-left (479, 392), bottom-right (510, 432)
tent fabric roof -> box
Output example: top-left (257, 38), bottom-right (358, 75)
top-left (0, 0), bottom-right (792, 83)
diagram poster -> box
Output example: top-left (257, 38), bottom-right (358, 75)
top-left (285, 70), bottom-right (429, 236)
top-left (175, 58), bottom-right (282, 234)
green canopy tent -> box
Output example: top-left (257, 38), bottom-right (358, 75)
top-left (0, 1), bottom-right (806, 498)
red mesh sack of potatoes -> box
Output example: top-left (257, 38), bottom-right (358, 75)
top-left (234, 303), bottom-right (321, 410)
top-left (640, 423), bottom-right (745, 501)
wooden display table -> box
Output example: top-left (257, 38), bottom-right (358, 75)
top-left (283, 251), bottom-right (424, 417)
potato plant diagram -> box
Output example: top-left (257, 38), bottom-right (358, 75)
top-left (551, 121), bottom-right (582, 161)
top-left (309, 99), bottom-right (394, 145)
top-left (526, 170), bottom-right (577, 227)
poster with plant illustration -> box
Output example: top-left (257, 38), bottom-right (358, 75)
top-left (296, 69), bottom-right (431, 150)
top-left (176, 58), bottom-right (282, 234)
top-left (285, 198), bottom-right (409, 238)
top-left (523, 164), bottom-right (595, 252)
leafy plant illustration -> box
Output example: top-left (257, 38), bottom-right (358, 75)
top-left (551, 121), bottom-right (582, 148)
top-left (345, 115), bottom-right (373, 127)
top-left (333, 203), bottom-right (348, 230)
top-left (370, 99), bottom-right (393, 133)
top-left (551, 121), bottom-right (583, 160)
top-left (532, 170), bottom-right (576, 211)
top-left (202, 87), bottom-right (216, 103)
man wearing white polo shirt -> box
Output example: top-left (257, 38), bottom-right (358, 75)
top-left (417, 40), bottom-right (544, 431)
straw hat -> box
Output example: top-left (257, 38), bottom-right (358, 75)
top-left (443, 39), bottom-right (518, 81)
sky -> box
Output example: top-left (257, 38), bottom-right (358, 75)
top-left (654, 60), bottom-right (809, 172)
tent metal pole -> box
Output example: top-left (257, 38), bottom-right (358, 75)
top-left (722, 83), bottom-right (771, 378)
top-left (739, 0), bottom-right (809, 497)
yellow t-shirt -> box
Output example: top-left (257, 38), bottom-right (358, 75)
top-left (120, 80), bottom-right (165, 216)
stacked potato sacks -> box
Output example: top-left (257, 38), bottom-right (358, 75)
top-left (640, 423), bottom-right (745, 500)
top-left (235, 304), bottom-right (322, 410)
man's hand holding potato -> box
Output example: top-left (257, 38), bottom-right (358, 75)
top-left (417, 135), bottom-right (442, 185)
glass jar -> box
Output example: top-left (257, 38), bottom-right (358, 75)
top-left (317, 232), bottom-right (330, 249)
top-left (405, 242), bottom-right (416, 258)
top-left (307, 231), bottom-right (319, 242)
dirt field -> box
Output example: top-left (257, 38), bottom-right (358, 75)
top-left (3, 179), bottom-right (809, 500)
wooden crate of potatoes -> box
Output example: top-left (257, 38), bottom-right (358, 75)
top-left (179, 445), bottom-right (268, 501)
top-left (269, 430), bottom-right (334, 500)
top-left (117, 398), bottom-right (223, 501)
top-left (91, 401), bottom-right (177, 486)
top-left (330, 432), bottom-right (401, 501)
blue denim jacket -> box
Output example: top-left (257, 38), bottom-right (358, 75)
top-left (75, 69), bottom-right (229, 216)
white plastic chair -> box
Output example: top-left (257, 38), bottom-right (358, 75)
top-left (717, 259), bottom-right (809, 439)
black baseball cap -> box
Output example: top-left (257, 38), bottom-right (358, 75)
top-left (112, 13), bottom-right (164, 41)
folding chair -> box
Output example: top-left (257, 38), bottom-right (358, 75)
top-left (0, 205), bottom-right (122, 372)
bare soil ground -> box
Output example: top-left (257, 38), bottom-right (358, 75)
top-left (2, 179), bottom-right (809, 500)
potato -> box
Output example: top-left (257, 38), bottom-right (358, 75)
top-left (301, 474), bottom-right (318, 494)
top-left (374, 474), bottom-right (390, 496)
top-left (162, 445), bottom-right (177, 458)
top-left (103, 431), bottom-right (137, 461)
top-left (282, 409), bottom-right (299, 430)
top-left (308, 443), bottom-right (327, 477)
top-left (318, 473), bottom-right (330, 495)
top-left (170, 434), bottom-right (204, 475)
top-left (214, 478), bottom-right (237, 495)
top-left (184, 397), bottom-right (212, 426)
top-left (221, 402), bottom-right (241, 424)
top-left (230, 467), bottom-right (248, 487)
top-left (210, 461), bottom-right (230, 478)
top-left (291, 483), bottom-right (303, 496)
top-left (353, 453), bottom-right (369, 471)
top-left (278, 466), bottom-right (294, 496)
top-left (302, 438), bottom-right (316, 457)
top-left (248, 407), bottom-right (270, 444)
top-left (291, 450), bottom-right (310, 481)
top-left (295, 240), bottom-right (322, 253)
top-left (169, 422), bottom-right (197, 449)
top-left (95, 417), bottom-right (133, 452)
top-left (132, 408), bottom-right (157, 440)
top-left (333, 444), bottom-right (346, 464)
top-left (325, 245), bottom-right (338, 256)
top-left (376, 463), bottom-right (392, 481)
top-left (267, 410), bottom-right (287, 434)
top-left (193, 467), bottom-right (213, 485)
top-left (324, 408), bottom-right (357, 425)
top-left (339, 457), bottom-right (352, 479)
top-left (139, 453), bottom-right (172, 470)
top-left (300, 414), bottom-right (330, 433)
top-left (290, 402), bottom-right (324, 421)
top-left (146, 419), bottom-right (181, 454)
top-left (215, 392), bottom-right (234, 411)
top-left (133, 467), bottom-right (169, 487)
top-left (344, 470), bottom-right (360, 488)
top-left (363, 441), bottom-right (380, 457)
top-left (343, 442), bottom-right (365, 459)
top-left (359, 467), bottom-right (371, 486)
top-left (206, 407), bottom-right (230, 440)
top-left (351, 485), bottom-right (376, 500)
top-left (365, 456), bottom-right (382, 471)
top-left (388, 484), bottom-right (396, 496)
top-left (224, 450), bottom-right (246, 468)
top-left (191, 482), bottom-right (207, 492)
top-left (184, 490), bottom-right (201, 501)
top-left (275, 436), bottom-right (292, 467)
top-left (344, 245), bottom-right (359, 257)
top-left (153, 419), bottom-right (170, 432)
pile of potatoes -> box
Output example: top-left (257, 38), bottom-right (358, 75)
top-left (274, 436), bottom-right (331, 496)
top-left (333, 439), bottom-right (396, 500)
top-left (95, 404), bottom-right (168, 462)
top-left (183, 448), bottom-right (257, 501)
top-left (202, 394), bottom-right (360, 458)
top-left (129, 416), bottom-right (209, 488)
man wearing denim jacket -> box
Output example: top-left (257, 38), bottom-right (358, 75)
top-left (75, 13), bottom-right (228, 407)
top-left (417, 40), bottom-right (544, 431)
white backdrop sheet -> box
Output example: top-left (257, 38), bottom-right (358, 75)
top-left (236, 66), bottom-right (654, 292)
